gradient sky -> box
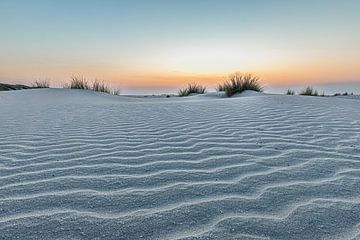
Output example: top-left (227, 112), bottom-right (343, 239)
top-left (1, 0), bottom-right (359, 93)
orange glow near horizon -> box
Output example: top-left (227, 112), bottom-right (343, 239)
top-left (1, 48), bottom-right (359, 91)
top-left (1, 31), bottom-right (360, 91)
top-left (1, 1), bottom-right (360, 93)
top-left (1, 39), bottom-right (359, 91)
top-left (1, 65), bottom-right (360, 91)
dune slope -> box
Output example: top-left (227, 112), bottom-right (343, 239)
top-left (0, 89), bottom-right (360, 240)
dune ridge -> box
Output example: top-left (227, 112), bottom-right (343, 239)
top-left (0, 89), bottom-right (359, 239)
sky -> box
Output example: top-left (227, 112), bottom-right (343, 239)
top-left (1, 0), bottom-right (360, 93)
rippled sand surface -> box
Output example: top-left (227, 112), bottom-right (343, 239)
top-left (1, 89), bottom-right (359, 240)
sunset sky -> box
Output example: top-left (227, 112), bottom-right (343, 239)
top-left (1, 0), bottom-right (359, 93)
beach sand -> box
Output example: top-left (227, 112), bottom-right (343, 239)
top-left (0, 89), bottom-right (359, 239)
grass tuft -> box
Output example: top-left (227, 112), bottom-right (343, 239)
top-left (32, 79), bottom-right (50, 88)
top-left (217, 72), bottom-right (263, 97)
top-left (216, 83), bottom-right (226, 92)
top-left (334, 92), bottom-right (353, 96)
top-left (92, 80), bottom-right (111, 94)
top-left (65, 75), bottom-right (120, 95)
top-left (67, 75), bottom-right (90, 90)
top-left (178, 83), bottom-right (206, 97)
top-left (299, 86), bottom-right (318, 96)
top-left (286, 89), bottom-right (295, 95)
top-left (112, 89), bottom-right (121, 96)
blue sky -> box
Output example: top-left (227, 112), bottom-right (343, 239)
top-left (1, 0), bottom-right (359, 92)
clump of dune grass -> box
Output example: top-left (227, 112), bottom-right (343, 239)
top-left (178, 83), bottom-right (206, 97)
top-left (65, 75), bottom-right (121, 95)
top-left (217, 72), bottom-right (263, 97)
top-left (112, 89), bottom-right (121, 96)
top-left (32, 79), bottom-right (50, 88)
top-left (67, 75), bottom-right (90, 90)
top-left (92, 80), bottom-right (111, 94)
top-left (286, 89), bottom-right (295, 95)
top-left (334, 92), bottom-right (353, 96)
top-left (216, 83), bottom-right (226, 92)
top-left (300, 86), bottom-right (318, 96)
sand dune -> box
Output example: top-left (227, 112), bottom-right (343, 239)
top-left (0, 89), bottom-right (359, 240)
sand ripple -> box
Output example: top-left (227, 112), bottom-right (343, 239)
top-left (0, 89), bottom-right (359, 239)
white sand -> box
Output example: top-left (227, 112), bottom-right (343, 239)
top-left (0, 89), bottom-right (360, 240)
